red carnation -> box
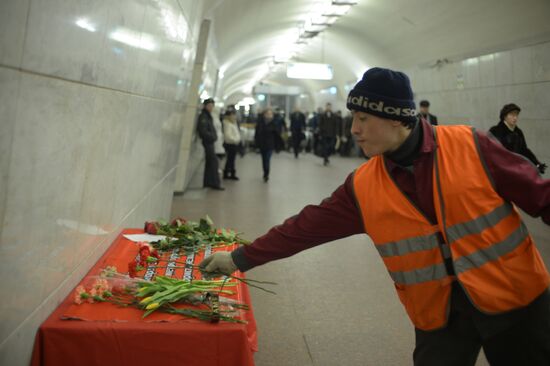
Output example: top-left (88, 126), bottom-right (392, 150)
top-left (128, 261), bottom-right (138, 278)
top-left (144, 221), bottom-right (158, 234)
top-left (139, 251), bottom-right (150, 266)
top-left (138, 243), bottom-right (152, 266)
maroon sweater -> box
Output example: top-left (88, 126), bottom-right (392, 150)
top-left (232, 119), bottom-right (550, 271)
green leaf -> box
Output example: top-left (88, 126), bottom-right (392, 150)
top-left (198, 218), bottom-right (210, 233)
top-left (205, 215), bottom-right (213, 226)
top-left (142, 308), bottom-right (157, 318)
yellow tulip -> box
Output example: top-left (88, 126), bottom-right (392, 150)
top-left (139, 296), bottom-right (153, 304)
top-left (145, 302), bottom-right (160, 310)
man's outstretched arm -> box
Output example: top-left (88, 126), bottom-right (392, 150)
top-left (200, 173), bottom-right (366, 274)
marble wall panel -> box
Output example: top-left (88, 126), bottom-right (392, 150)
top-left (479, 54), bottom-right (496, 88)
top-left (464, 57), bottom-right (481, 89)
top-left (22, 0), bottom-right (110, 83)
top-left (532, 42), bottom-right (550, 82)
top-left (511, 46), bottom-right (534, 84)
top-left (0, 72), bottom-right (95, 342)
top-left (532, 82), bottom-right (550, 120)
top-left (494, 50), bottom-right (513, 86)
top-left (0, 0), bottom-right (204, 364)
top-left (0, 69), bottom-right (20, 241)
top-left (0, 0), bottom-right (30, 68)
top-left (21, 0), bottom-right (193, 101)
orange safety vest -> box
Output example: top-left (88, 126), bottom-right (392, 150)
top-left (353, 125), bottom-right (549, 331)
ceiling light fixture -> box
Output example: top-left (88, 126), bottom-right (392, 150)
top-left (75, 18), bottom-right (97, 32)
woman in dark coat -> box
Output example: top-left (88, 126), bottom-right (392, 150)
top-left (255, 108), bottom-right (283, 182)
top-left (489, 103), bottom-right (546, 174)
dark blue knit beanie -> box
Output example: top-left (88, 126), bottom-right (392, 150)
top-left (346, 67), bottom-right (417, 125)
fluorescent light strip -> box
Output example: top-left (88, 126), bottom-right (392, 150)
top-left (287, 62), bottom-right (333, 80)
top-left (109, 28), bottom-right (157, 51)
top-left (75, 18), bottom-right (97, 32)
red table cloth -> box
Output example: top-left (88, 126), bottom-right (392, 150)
top-left (31, 229), bottom-right (258, 366)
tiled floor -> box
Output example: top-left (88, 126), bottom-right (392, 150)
top-left (172, 151), bottom-right (550, 366)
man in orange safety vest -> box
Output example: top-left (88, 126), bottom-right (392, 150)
top-left (201, 67), bottom-right (550, 365)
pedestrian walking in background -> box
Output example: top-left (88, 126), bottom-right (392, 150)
top-left (319, 102), bottom-right (340, 165)
top-left (255, 108), bottom-right (283, 182)
top-left (339, 112), bottom-right (354, 156)
top-left (290, 106), bottom-right (306, 158)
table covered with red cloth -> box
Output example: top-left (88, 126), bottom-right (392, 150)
top-left (31, 229), bottom-right (258, 366)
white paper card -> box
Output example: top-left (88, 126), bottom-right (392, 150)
top-left (123, 234), bottom-right (167, 243)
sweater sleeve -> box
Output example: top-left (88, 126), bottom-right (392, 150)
top-left (518, 129), bottom-right (541, 165)
top-left (476, 131), bottom-right (550, 225)
top-left (231, 173), bottom-right (366, 271)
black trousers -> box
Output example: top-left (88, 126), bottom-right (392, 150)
top-left (414, 286), bottom-right (550, 366)
top-left (202, 142), bottom-right (220, 188)
top-left (321, 136), bottom-right (336, 160)
top-left (224, 144), bottom-right (238, 175)
top-left (291, 131), bottom-right (302, 157)
top-left (260, 149), bottom-right (273, 178)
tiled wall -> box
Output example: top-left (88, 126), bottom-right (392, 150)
top-left (0, 0), bottom-right (209, 364)
top-left (406, 41), bottom-right (550, 169)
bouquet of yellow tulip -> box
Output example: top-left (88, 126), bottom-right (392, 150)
top-left (73, 267), bottom-right (253, 323)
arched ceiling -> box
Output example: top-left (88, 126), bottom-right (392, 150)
top-left (208, 0), bottom-right (550, 104)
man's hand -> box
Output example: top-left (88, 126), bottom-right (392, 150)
top-left (199, 251), bottom-right (237, 275)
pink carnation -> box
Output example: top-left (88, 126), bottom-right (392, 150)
top-left (88, 288), bottom-right (97, 303)
top-left (74, 285), bottom-right (88, 305)
top-left (94, 278), bottom-right (110, 292)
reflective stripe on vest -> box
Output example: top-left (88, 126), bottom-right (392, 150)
top-left (446, 202), bottom-right (513, 244)
top-left (389, 262), bottom-right (449, 285)
top-left (376, 201), bottom-right (515, 263)
top-left (453, 222), bottom-right (529, 274)
top-left (375, 232), bottom-right (439, 257)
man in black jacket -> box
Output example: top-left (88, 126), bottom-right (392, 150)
top-left (489, 103), bottom-right (547, 175)
top-left (197, 98), bottom-right (224, 190)
top-left (418, 100), bottom-right (438, 125)
top-left (319, 103), bottom-right (340, 165)
top-left (290, 107), bottom-right (306, 158)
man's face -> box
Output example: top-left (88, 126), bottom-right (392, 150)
top-left (419, 106), bottom-right (429, 115)
top-left (504, 111), bottom-right (519, 128)
top-left (264, 110), bottom-right (273, 121)
top-left (326, 103), bottom-right (332, 112)
top-left (205, 103), bottom-right (214, 113)
top-left (350, 111), bottom-right (404, 157)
